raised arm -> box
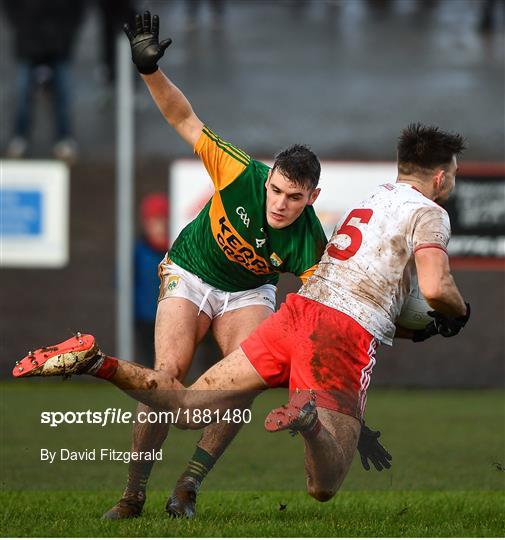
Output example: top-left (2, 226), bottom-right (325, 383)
top-left (141, 70), bottom-right (203, 147)
top-left (123, 11), bottom-right (203, 147)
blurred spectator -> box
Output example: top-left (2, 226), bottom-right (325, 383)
top-left (134, 193), bottom-right (169, 367)
top-left (95, 0), bottom-right (137, 85)
top-left (479, 0), bottom-right (505, 32)
top-left (185, 0), bottom-right (225, 31)
top-left (3, 0), bottom-right (85, 162)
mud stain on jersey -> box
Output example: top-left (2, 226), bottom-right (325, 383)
top-left (390, 235), bottom-right (407, 259)
top-left (355, 279), bottom-right (383, 309)
top-left (301, 275), bottom-right (334, 306)
top-left (412, 207), bottom-right (451, 247)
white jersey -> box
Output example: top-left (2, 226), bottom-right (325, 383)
top-left (299, 182), bottom-right (451, 345)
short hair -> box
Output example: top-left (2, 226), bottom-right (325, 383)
top-left (272, 144), bottom-right (321, 190)
top-left (397, 123), bottom-right (466, 176)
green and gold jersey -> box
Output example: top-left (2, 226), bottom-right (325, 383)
top-left (169, 126), bottom-right (327, 292)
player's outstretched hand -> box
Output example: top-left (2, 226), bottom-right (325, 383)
top-left (427, 302), bottom-right (471, 338)
top-left (123, 11), bottom-right (172, 74)
top-left (357, 423), bottom-right (392, 472)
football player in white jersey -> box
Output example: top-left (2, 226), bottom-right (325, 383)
top-left (15, 123), bottom-right (469, 504)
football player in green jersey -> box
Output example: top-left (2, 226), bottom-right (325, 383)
top-left (30, 11), bottom-right (391, 520)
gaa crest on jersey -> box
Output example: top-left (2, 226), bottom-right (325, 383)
top-left (269, 253), bottom-right (283, 267)
top-left (235, 206), bottom-right (250, 228)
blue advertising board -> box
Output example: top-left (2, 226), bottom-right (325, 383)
top-left (0, 160), bottom-right (69, 267)
top-left (0, 190), bottom-right (43, 236)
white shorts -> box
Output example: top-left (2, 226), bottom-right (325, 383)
top-left (158, 259), bottom-right (277, 319)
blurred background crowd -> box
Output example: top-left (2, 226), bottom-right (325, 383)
top-left (0, 0), bottom-right (503, 386)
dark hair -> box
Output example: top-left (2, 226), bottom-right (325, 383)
top-left (272, 144), bottom-right (321, 190)
top-left (397, 123), bottom-right (466, 176)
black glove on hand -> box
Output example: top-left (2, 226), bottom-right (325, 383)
top-left (123, 11), bottom-right (172, 74)
top-left (412, 320), bottom-right (439, 342)
top-left (358, 423), bottom-right (392, 472)
top-left (412, 303), bottom-right (470, 342)
top-left (427, 302), bottom-right (471, 338)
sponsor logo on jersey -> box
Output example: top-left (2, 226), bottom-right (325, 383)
top-left (166, 275), bottom-right (180, 291)
top-left (235, 206), bottom-right (250, 228)
top-left (209, 193), bottom-right (271, 275)
top-left (269, 253), bottom-right (283, 267)
top-left (256, 227), bottom-right (267, 248)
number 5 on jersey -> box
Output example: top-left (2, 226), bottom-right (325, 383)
top-left (328, 209), bottom-right (373, 261)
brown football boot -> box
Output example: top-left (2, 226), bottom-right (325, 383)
top-left (101, 490), bottom-right (146, 520)
top-left (165, 476), bottom-right (201, 519)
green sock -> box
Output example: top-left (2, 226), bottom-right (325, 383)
top-left (125, 460), bottom-right (154, 495)
top-left (183, 446), bottom-right (216, 485)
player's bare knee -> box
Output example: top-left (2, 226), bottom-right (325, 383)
top-left (307, 486), bottom-right (337, 502)
top-left (155, 363), bottom-right (185, 382)
top-left (306, 471), bottom-right (341, 502)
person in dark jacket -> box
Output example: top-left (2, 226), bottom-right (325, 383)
top-left (3, 0), bottom-right (85, 161)
top-left (96, 0), bottom-right (136, 84)
top-left (134, 194), bottom-right (170, 367)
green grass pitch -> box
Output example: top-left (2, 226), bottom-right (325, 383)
top-left (1, 381), bottom-right (504, 537)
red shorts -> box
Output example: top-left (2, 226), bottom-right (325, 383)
top-left (241, 294), bottom-right (377, 420)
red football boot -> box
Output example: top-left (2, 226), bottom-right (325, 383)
top-left (264, 389), bottom-right (319, 436)
top-left (13, 333), bottom-right (100, 378)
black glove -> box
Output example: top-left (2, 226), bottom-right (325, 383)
top-left (412, 320), bottom-right (439, 342)
top-left (427, 302), bottom-right (471, 338)
top-left (123, 11), bottom-right (172, 74)
top-left (357, 423), bottom-right (392, 472)
top-left (412, 302), bottom-right (470, 342)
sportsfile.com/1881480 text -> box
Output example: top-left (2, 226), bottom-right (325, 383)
top-left (40, 408), bottom-right (252, 428)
